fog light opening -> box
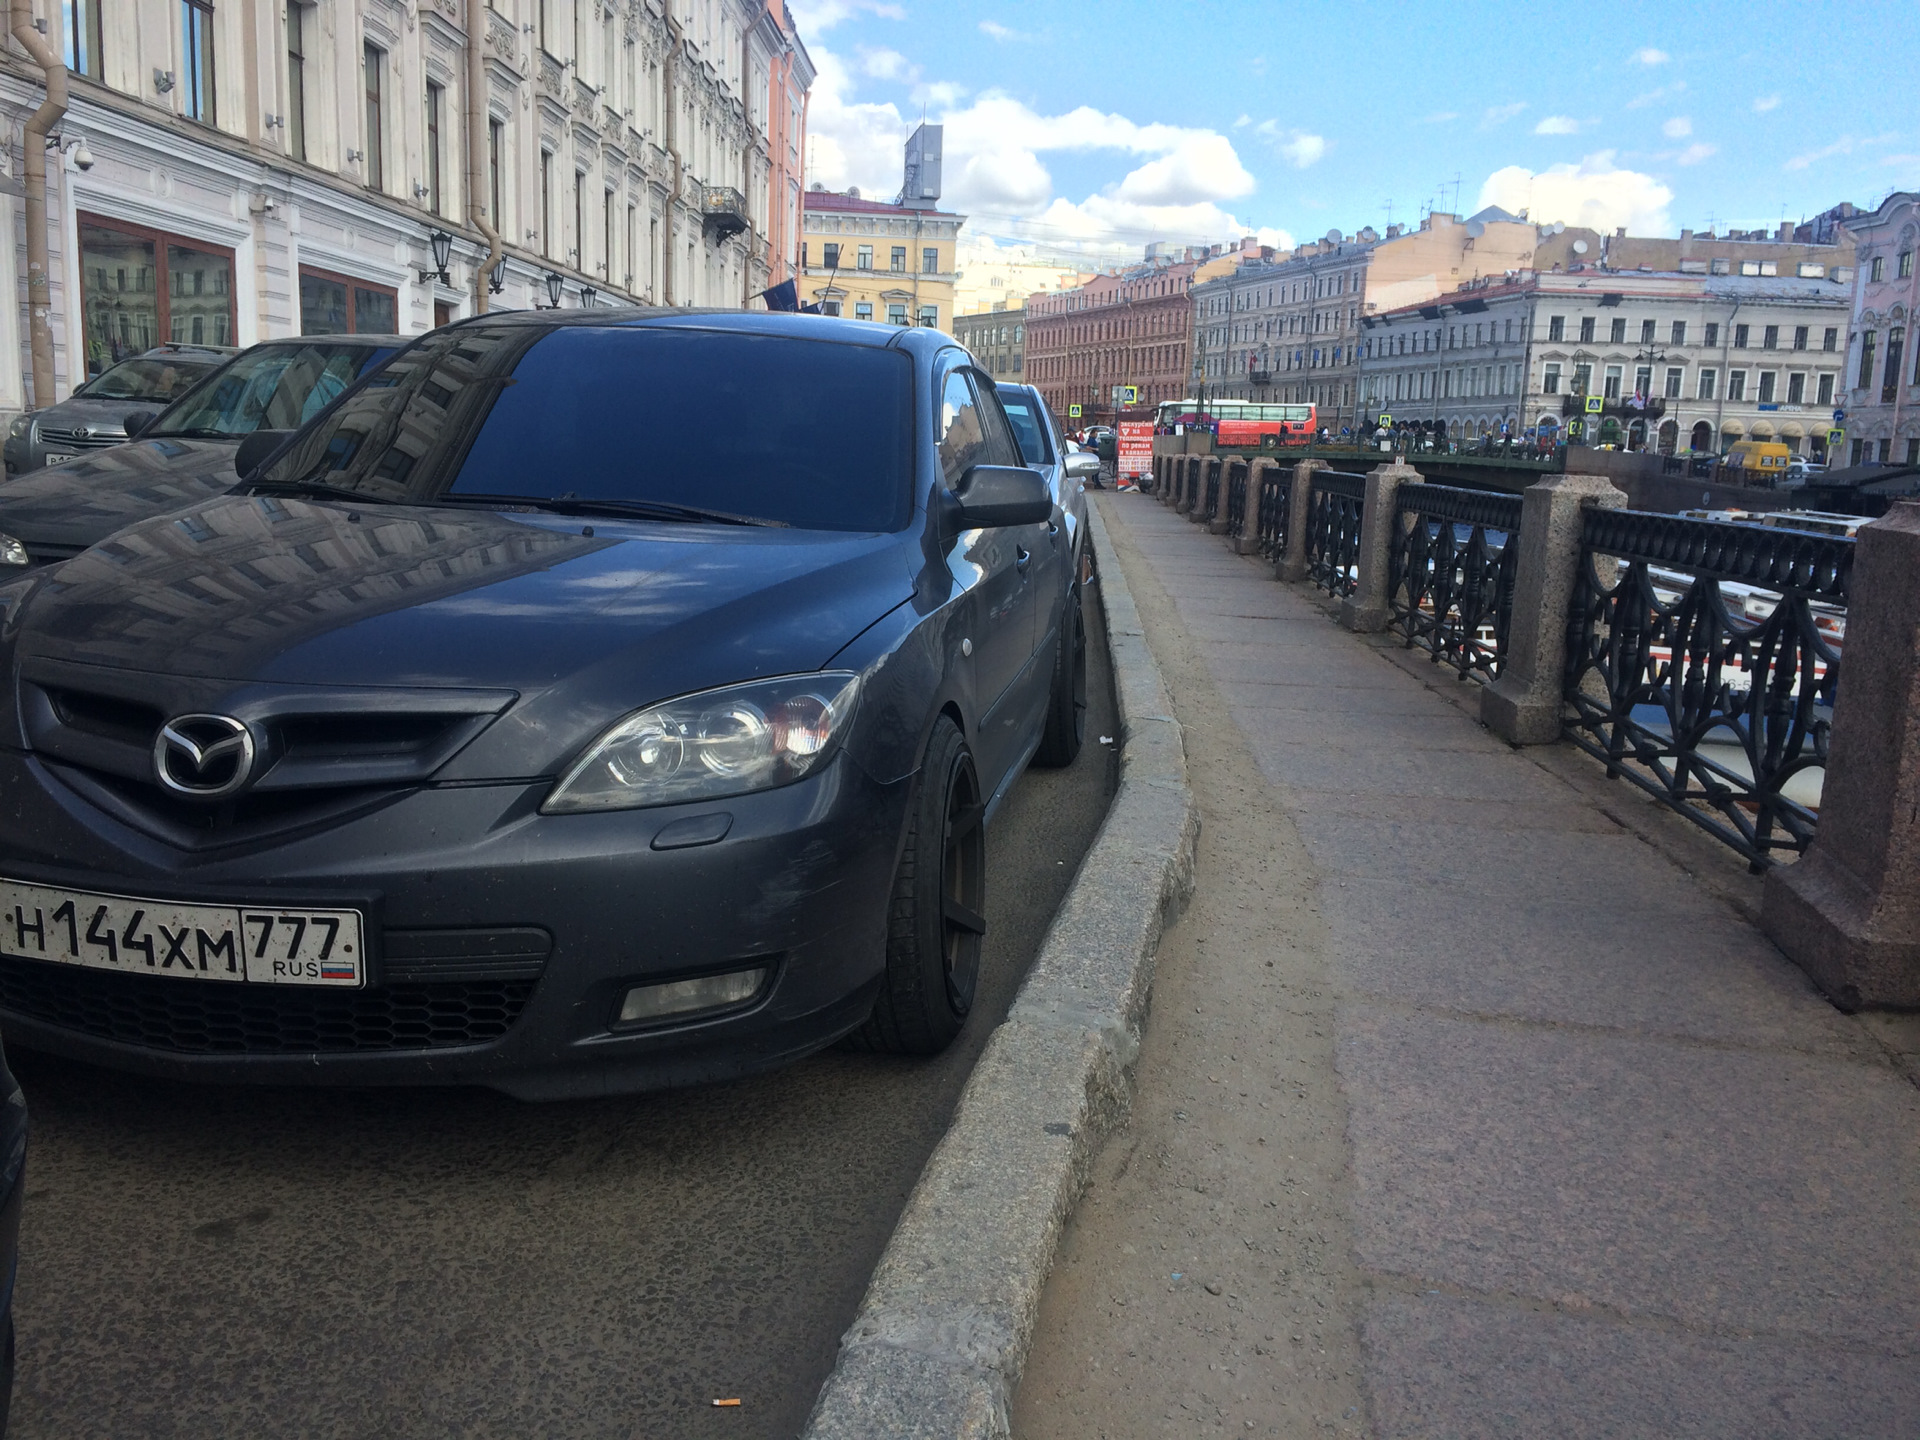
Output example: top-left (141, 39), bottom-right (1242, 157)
top-left (616, 966), bottom-right (769, 1026)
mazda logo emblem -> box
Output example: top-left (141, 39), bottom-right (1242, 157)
top-left (153, 714), bottom-right (256, 798)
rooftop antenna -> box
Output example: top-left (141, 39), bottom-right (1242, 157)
top-left (1451, 172), bottom-right (1462, 215)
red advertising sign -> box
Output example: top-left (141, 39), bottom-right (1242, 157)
top-left (1117, 421), bottom-right (1154, 479)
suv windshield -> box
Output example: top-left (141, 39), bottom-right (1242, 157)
top-left (75, 355), bottom-right (222, 403)
top-left (998, 390), bottom-right (1054, 465)
top-left (253, 324), bottom-right (915, 532)
top-left (151, 342), bottom-right (394, 438)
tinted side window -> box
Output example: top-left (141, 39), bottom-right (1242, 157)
top-left (969, 374), bottom-right (1023, 468)
top-left (998, 391), bottom-right (1052, 466)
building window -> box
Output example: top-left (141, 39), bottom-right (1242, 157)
top-left (820, 300), bottom-right (841, 316)
top-left (63, 0), bottom-right (103, 78)
top-left (488, 119), bottom-right (503, 227)
top-left (1793, 326), bottom-right (1808, 351)
top-left (1639, 319), bottom-right (1655, 344)
top-left (1579, 316), bottom-right (1595, 343)
top-left (298, 265), bottom-right (397, 334)
top-left (821, 242), bottom-right (840, 269)
top-left (1757, 371), bottom-right (1776, 403)
top-left (1901, 251), bottom-right (1915, 280)
top-left (887, 302), bottom-right (907, 325)
top-left (540, 150), bottom-right (552, 257)
top-left (1870, 256), bottom-right (1885, 282)
top-left (855, 244), bottom-right (872, 270)
top-left (363, 42), bottom-right (385, 189)
top-left (1733, 323), bottom-right (1749, 349)
top-left (1704, 322), bottom-right (1719, 347)
top-left (1762, 325), bottom-right (1778, 350)
top-left (1542, 363), bottom-right (1561, 394)
top-left (573, 170), bottom-right (584, 267)
top-left (1816, 373), bottom-right (1834, 405)
top-left (1859, 330), bottom-right (1877, 388)
top-left (1603, 364), bottom-right (1623, 400)
top-left (77, 216), bottom-right (235, 374)
top-left (285, 3), bottom-right (308, 160)
top-left (1885, 327), bottom-right (1906, 404)
top-left (1573, 362), bottom-right (1593, 395)
top-left (1548, 315), bottom-right (1565, 342)
top-left (182, 0), bottom-right (216, 123)
top-left (918, 305), bottom-right (938, 327)
top-left (1664, 366), bottom-right (1683, 398)
top-left (1670, 320), bottom-right (1686, 346)
top-left (1608, 317), bottom-right (1625, 344)
top-left (1787, 372), bottom-right (1806, 404)
top-left (425, 82), bottom-right (444, 216)
top-left (1727, 369), bottom-right (1747, 401)
top-left (890, 246), bottom-right (905, 272)
top-left (854, 301), bottom-right (872, 319)
top-left (1698, 368), bottom-right (1717, 399)
top-left (923, 247), bottom-right (938, 274)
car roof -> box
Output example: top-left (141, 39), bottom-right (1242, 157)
top-left (248, 333), bottom-right (408, 347)
top-left (136, 342), bottom-right (239, 361)
top-left (440, 306), bottom-right (944, 355)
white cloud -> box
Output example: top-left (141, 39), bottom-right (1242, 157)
top-left (1625, 81), bottom-right (1687, 110)
top-left (1479, 151), bottom-right (1674, 234)
top-left (1534, 115), bottom-right (1580, 135)
top-left (1674, 142), bottom-right (1718, 166)
top-left (1753, 94), bottom-right (1781, 114)
top-left (1662, 116), bottom-right (1692, 138)
top-left (858, 47), bottom-right (918, 82)
top-left (1233, 114), bottom-right (1252, 128)
top-left (1632, 47), bottom-right (1671, 65)
top-left (1481, 102), bottom-right (1527, 129)
top-left (1784, 132), bottom-right (1900, 171)
top-left (788, 0), bottom-right (902, 32)
top-left (978, 19), bottom-right (1030, 42)
top-left (1254, 121), bottom-right (1326, 168)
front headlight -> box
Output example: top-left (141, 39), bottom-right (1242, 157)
top-left (6, 417), bottom-right (29, 440)
top-left (0, 534), bottom-right (26, 567)
top-left (542, 672), bottom-right (861, 813)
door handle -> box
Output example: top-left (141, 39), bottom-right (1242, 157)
top-left (1016, 547), bottom-right (1031, 571)
top-left (1047, 520), bottom-right (1060, 539)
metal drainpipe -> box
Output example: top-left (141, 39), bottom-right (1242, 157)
top-left (466, 0), bottom-right (502, 314)
top-left (661, 13), bottom-right (680, 306)
top-left (11, 0), bottom-right (68, 409)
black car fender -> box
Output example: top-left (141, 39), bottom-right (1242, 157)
top-left (826, 593), bottom-right (974, 789)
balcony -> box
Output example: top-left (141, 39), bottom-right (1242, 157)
top-left (1560, 394), bottom-right (1666, 421)
top-left (701, 186), bottom-right (749, 241)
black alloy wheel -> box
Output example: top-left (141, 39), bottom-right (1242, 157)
top-left (1034, 581), bottom-right (1087, 767)
top-left (847, 716), bottom-right (986, 1055)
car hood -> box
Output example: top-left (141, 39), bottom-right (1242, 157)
top-left (0, 437), bottom-right (239, 552)
top-left (29, 393), bottom-right (163, 434)
top-left (2, 494), bottom-right (916, 779)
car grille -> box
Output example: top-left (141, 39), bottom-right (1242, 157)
top-left (36, 428), bottom-right (122, 450)
top-left (0, 955), bottom-right (537, 1054)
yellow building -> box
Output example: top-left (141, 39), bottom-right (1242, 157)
top-left (800, 189), bottom-right (965, 329)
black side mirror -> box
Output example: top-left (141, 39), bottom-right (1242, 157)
top-left (121, 411), bottom-right (157, 440)
top-left (949, 464), bottom-right (1053, 530)
top-left (235, 429), bottom-right (293, 479)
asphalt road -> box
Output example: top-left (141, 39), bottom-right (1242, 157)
top-left (5, 583), bottom-right (1119, 1440)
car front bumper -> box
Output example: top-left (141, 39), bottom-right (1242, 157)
top-left (0, 751), bottom-right (909, 1099)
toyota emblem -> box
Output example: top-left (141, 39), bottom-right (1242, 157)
top-left (152, 714), bottom-right (257, 798)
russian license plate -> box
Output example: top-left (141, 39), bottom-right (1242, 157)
top-left (0, 878), bottom-right (365, 987)
top-left (41, 453), bottom-right (77, 465)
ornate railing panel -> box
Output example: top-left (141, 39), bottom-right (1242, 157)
top-left (1225, 461), bottom-right (1249, 537)
top-left (1255, 465), bottom-right (1292, 558)
top-left (1388, 484), bottom-right (1522, 681)
top-left (1564, 509), bottom-right (1852, 865)
top-left (1202, 459), bottom-right (1222, 523)
top-left (1305, 471), bottom-right (1366, 598)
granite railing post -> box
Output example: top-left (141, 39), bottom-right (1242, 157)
top-left (1209, 459), bottom-right (1242, 535)
top-left (1236, 457), bottom-right (1277, 555)
top-left (1338, 460), bottom-right (1421, 632)
top-left (1762, 501), bottom-right (1920, 1009)
top-left (1188, 457), bottom-right (1219, 524)
top-left (1160, 455), bottom-right (1177, 507)
top-left (1274, 459), bottom-right (1326, 582)
top-left (1173, 456), bottom-right (1194, 512)
top-left (1479, 473), bottom-right (1629, 744)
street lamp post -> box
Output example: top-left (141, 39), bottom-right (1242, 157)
top-left (539, 270), bottom-right (565, 309)
top-left (417, 227), bottom-right (454, 286)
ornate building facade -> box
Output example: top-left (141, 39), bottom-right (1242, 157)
top-left (0, 0), bottom-right (811, 419)
top-left (1839, 191), bottom-right (1920, 467)
top-left (798, 188), bottom-right (962, 331)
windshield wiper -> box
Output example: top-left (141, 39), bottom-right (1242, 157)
top-left (147, 427), bottom-right (237, 441)
top-left (438, 494), bottom-right (788, 527)
top-left (244, 480), bottom-right (398, 505)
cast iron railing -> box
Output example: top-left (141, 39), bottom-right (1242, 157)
top-left (1388, 484), bottom-right (1522, 680)
top-left (1305, 471), bottom-right (1366, 598)
top-left (1224, 460), bottom-right (1249, 537)
top-left (1202, 459), bottom-right (1222, 524)
top-left (1255, 464), bottom-right (1292, 557)
top-left (1564, 509), bottom-right (1852, 866)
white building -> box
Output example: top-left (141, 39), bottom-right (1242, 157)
top-left (1360, 268), bottom-right (1853, 457)
top-left (0, 0), bottom-right (808, 419)
top-left (1837, 190), bottom-right (1919, 467)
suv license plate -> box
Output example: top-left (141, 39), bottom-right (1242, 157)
top-left (0, 878), bottom-right (365, 987)
top-left (41, 453), bottom-right (77, 465)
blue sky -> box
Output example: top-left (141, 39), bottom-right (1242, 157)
top-left (790, 0), bottom-right (1920, 257)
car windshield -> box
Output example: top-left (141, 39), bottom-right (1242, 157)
top-left (149, 343), bottom-right (394, 438)
top-left (251, 324), bottom-right (915, 531)
top-left (75, 355), bottom-right (222, 403)
top-left (999, 391), bottom-right (1054, 465)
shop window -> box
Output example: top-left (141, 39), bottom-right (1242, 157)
top-left (63, 0), bottom-right (103, 79)
top-left (182, 0), bottom-right (216, 124)
top-left (77, 215), bottom-right (235, 376)
top-left (299, 266), bottom-right (399, 335)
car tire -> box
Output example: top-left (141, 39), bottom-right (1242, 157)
top-left (0, 1312), bottom-right (14, 1439)
top-left (847, 715), bottom-right (985, 1056)
top-left (1032, 581), bottom-right (1087, 768)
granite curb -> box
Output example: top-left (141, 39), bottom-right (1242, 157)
top-left (800, 494), bottom-right (1199, 1440)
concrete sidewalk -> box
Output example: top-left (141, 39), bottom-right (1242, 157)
top-left (1012, 492), bottom-right (1920, 1439)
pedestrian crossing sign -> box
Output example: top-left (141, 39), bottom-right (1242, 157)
top-left (1584, 396), bottom-right (1603, 414)
top-left (1377, 413), bottom-right (1391, 426)
top-left (1069, 404), bottom-right (1083, 418)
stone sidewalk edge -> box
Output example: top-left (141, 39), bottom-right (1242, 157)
top-left (800, 494), bottom-right (1200, 1440)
